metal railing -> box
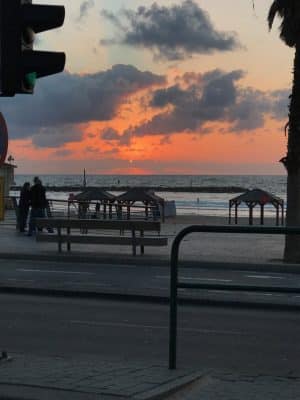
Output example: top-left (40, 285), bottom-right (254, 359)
top-left (169, 225), bottom-right (300, 369)
top-left (7, 197), bottom-right (161, 222)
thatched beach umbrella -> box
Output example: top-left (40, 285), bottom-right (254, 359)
top-left (115, 187), bottom-right (165, 221)
top-left (229, 188), bottom-right (284, 226)
top-left (72, 188), bottom-right (115, 219)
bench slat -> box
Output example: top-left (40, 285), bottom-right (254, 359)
top-left (36, 234), bottom-right (168, 247)
top-left (36, 218), bottom-right (161, 231)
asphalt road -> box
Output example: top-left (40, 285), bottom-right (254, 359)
top-left (1, 294), bottom-right (300, 376)
top-left (1, 259), bottom-right (300, 305)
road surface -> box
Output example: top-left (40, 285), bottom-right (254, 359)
top-left (1, 294), bottom-right (300, 375)
top-left (0, 259), bottom-right (300, 305)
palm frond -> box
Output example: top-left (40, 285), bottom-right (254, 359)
top-left (267, 0), bottom-right (299, 47)
top-left (268, 1), bottom-right (280, 30)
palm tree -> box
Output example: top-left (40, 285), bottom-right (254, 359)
top-left (267, 0), bottom-right (300, 261)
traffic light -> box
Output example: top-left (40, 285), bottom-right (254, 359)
top-left (0, 0), bottom-right (66, 96)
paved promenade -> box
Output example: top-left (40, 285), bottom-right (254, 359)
top-left (0, 214), bottom-right (289, 267)
top-left (164, 371), bottom-right (300, 399)
top-left (0, 354), bottom-right (205, 400)
top-left (1, 354), bottom-right (300, 399)
top-left (0, 215), bottom-right (299, 399)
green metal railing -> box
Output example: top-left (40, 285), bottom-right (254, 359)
top-left (169, 225), bottom-right (300, 369)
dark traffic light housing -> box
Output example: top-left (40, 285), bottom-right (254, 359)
top-left (0, 0), bottom-right (65, 96)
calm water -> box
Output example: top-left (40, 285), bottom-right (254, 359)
top-left (13, 174), bottom-right (287, 217)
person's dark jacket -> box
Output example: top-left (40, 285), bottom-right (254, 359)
top-left (30, 183), bottom-right (47, 209)
top-left (19, 188), bottom-right (31, 210)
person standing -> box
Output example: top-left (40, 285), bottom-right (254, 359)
top-left (27, 177), bottom-right (47, 236)
top-left (18, 182), bottom-right (31, 233)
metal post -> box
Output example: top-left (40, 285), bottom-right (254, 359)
top-left (260, 204), bottom-right (264, 225)
top-left (169, 237), bottom-right (179, 369)
top-left (132, 229), bottom-right (136, 256)
top-left (67, 226), bottom-right (71, 251)
top-left (249, 205), bottom-right (253, 225)
top-left (140, 230), bottom-right (144, 255)
top-left (58, 227), bottom-right (62, 252)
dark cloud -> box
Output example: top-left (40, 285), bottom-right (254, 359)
top-left (131, 70), bottom-right (244, 136)
top-left (78, 0), bottom-right (94, 21)
top-left (32, 125), bottom-right (83, 148)
top-left (111, 70), bottom-right (289, 143)
top-left (0, 64), bottom-right (165, 147)
top-left (2, 62), bottom-right (289, 152)
top-left (228, 88), bottom-right (289, 131)
top-left (101, 127), bottom-right (120, 141)
top-left (270, 89), bottom-right (289, 120)
top-left (101, 0), bottom-right (241, 61)
top-left (101, 127), bottom-right (131, 145)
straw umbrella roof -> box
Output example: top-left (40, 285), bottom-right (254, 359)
top-left (229, 188), bottom-right (283, 206)
top-left (115, 187), bottom-right (164, 204)
top-left (74, 188), bottom-right (115, 202)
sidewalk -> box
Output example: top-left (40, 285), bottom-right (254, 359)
top-left (0, 353), bottom-right (205, 400)
top-left (0, 216), bottom-right (295, 270)
top-left (163, 370), bottom-right (300, 399)
top-left (1, 354), bottom-right (300, 400)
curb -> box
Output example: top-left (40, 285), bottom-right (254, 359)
top-left (1, 252), bottom-right (300, 274)
top-left (135, 370), bottom-right (207, 400)
top-left (0, 252), bottom-right (170, 267)
top-left (1, 285), bottom-right (300, 311)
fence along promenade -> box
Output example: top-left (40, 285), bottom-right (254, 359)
top-left (8, 196), bottom-right (161, 222)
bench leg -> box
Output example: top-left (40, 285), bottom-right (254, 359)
top-left (140, 230), bottom-right (144, 255)
top-left (132, 230), bottom-right (136, 256)
top-left (67, 227), bottom-right (71, 252)
top-left (58, 228), bottom-right (62, 253)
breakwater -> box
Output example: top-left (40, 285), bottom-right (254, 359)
top-left (10, 185), bottom-right (247, 193)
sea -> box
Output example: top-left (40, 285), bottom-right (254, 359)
top-left (12, 174), bottom-right (287, 218)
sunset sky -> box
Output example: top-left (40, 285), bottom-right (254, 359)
top-left (0, 0), bottom-right (294, 175)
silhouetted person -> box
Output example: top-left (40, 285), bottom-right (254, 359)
top-left (95, 202), bottom-right (100, 218)
top-left (27, 177), bottom-right (47, 236)
top-left (18, 182), bottom-right (31, 233)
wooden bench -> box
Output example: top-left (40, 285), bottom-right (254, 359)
top-left (35, 218), bottom-right (168, 256)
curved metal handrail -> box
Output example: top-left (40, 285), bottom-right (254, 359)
top-left (169, 225), bottom-right (300, 369)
